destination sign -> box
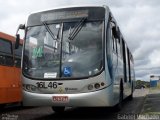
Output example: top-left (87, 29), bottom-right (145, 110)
top-left (41, 10), bottom-right (88, 22)
top-left (27, 7), bottom-right (105, 26)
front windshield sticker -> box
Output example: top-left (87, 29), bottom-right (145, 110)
top-left (44, 73), bottom-right (57, 78)
top-left (63, 67), bottom-right (72, 77)
top-left (32, 46), bottom-right (43, 58)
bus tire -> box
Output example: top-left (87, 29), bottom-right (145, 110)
top-left (114, 81), bottom-right (123, 111)
top-left (52, 106), bottom-right (65, 113)
top-left (128, 84), bottom-right (133, 101)
top-left (128, 93), bottom-right (133, 101)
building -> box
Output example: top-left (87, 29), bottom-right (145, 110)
top-left (150, 75), bottom-right (160, 87)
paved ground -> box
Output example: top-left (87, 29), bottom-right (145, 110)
top-left (0, 89), bottom-right (148, 120)
top-left (140, 88), bottom-right (160, 114)
top-left (136, 88), bottom-right (160, 120)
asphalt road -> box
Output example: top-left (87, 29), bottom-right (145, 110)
top-left (0, 89), bottom-right (149, 120)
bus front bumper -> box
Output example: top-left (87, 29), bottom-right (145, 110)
top-left (22, 86), bottom-right (114, 107)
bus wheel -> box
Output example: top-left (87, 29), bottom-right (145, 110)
top-left (52, 106), bottom-right (65, 113)
top-left (128, 93), bottom-right (133, 100)
top-left (128, 84), bottom-right (133, 101)
top-left (114, 82), bottom-right (123, 111)
top-left (117, 89), bottom-right (123, 111)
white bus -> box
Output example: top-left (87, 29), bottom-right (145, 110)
top-left (15, 5), bottom-right (135, 112)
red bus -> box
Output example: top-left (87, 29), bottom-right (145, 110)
top-left (0, 32), bottom-right (22, 108)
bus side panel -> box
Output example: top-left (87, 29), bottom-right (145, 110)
top-left (7, 67), bottom-right (22, 103)
top-left (106, 19), bottom-right (124, 106)
top-left (0, 66), bottom-right (14, 103)
top-left (0, 66), bottom-right (21, 104)
top-left (105, 18), bottom-right (120, 106)
top-left (7, 88), bottom-right (22, 103)
top-left (13, 67), bottom-right (22, 102)
top-left (0, 88), bottom-right (7, 104)
top-left (0, 32), bottom-right (22, 104)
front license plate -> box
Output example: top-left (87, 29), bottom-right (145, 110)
top-left (52, 96), bottom-right (69, 102)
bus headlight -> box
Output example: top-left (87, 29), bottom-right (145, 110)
top-left (23, 84), bottom-right (39, 92)
top-left (87, 82), bottom-right (106, 91)
top-left (88, 84), bottom-right (94, 90)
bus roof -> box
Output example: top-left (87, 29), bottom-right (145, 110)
top-left (0, 32), bottom-right (23, 44)
top-left (29, 5), bottom-right (109, 16)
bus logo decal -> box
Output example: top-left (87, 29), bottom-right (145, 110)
top-left (63, 67), bottom-right (72, 77)
top-left (32, 46), bottom-right (43, 58)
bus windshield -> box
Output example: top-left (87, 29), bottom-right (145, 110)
top-left (23, 20), bottom-right (103, 79)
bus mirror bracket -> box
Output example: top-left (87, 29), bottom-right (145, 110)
top-left (110, 18), bottom-right (120, 39)
top-left (15, 24), bottom-right (25, 49)
top-left (116, 27), bottom-right (120, 38)
top-left (112, 26), bottom-right (120, 39)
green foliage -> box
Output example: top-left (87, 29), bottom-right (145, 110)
top-left (135, 80), bottom-right (150, 88)
top-left (157, 83), bottom-right (160, 89)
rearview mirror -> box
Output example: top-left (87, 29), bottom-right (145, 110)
top-left (15, 34), bottom-right (20, 49)
top-left (15, 24), bottom-right (25, 49)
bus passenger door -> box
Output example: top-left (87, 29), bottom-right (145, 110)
top-left (108, 22), bottom-right (120, 103)
top-left (122, 41), bottom-right (131, 98)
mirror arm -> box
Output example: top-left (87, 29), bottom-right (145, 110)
top-left (16, 24), bottom-right (25, 35)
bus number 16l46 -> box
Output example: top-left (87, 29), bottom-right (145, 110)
top-left (36, 82), bottom-right (58, 89)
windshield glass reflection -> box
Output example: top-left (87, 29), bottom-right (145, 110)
top-left (23, 21), bottom-right (103, 79)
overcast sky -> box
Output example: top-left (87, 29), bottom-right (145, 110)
top-left (0, 0), bottom-right (160, 81)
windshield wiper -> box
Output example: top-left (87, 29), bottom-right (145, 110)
top-left (42, 21), bottom-right (58, 40)
top-left (68, 17), bottom-right (87, 40)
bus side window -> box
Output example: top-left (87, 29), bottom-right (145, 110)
top-left (0, 38), bottom-right (14, 66)
top-left (111, 23), bottom-right (122, 58)
top-left (128, 51), bottom-right (133, 83)
top-left (120, 38), bottom-right (123, 57)
top-left (112, 32), bottom-right (117, 53)
top-left (111, 23), bottom-right (117, 54)
top-left (116, 38), bottom-right (122, 58)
